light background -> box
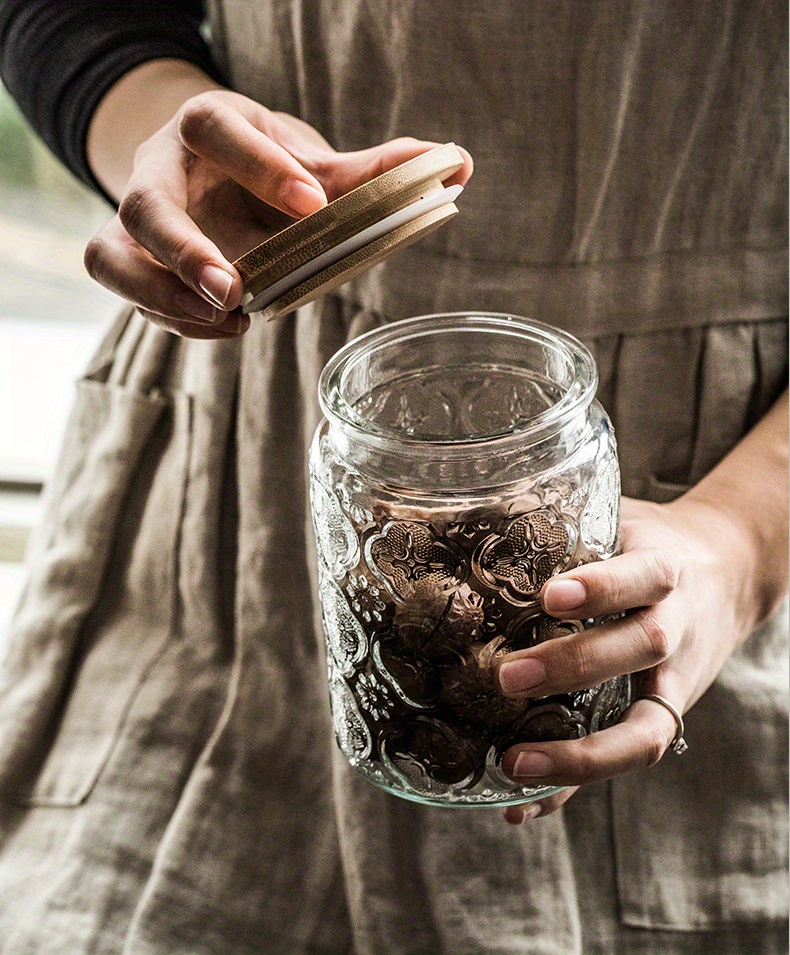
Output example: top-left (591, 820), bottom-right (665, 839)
top-left (0, 85), bottom-right (121, 646)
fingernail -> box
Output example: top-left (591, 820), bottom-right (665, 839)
top-left (215, 312), bottom-right (250, 336)
top-left (198, 264), bottom-right (234, 308)
top-left (175, 292), bottom-right (221, 323)
top-left (521, 803), bottom-right (542, 820)
top-left (513, 751), bottom-right (554, 778)
top-left (498, 657), bottom-right (546, 695)
top-left (282, 179), bottom-right (326, 217)
top-left (543, 578), bottom-right (587, 614)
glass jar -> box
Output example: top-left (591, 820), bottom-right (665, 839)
top-left (309, 313), bottom-right (630, 807)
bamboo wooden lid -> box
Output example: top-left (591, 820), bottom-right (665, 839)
top-left (233, 143), bottom-right (465, 321)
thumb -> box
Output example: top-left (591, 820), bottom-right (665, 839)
top-left (325, 137), bottom-right (474, 199)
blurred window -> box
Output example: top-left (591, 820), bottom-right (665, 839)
top-left (0, 84), bottom-right (120, 629)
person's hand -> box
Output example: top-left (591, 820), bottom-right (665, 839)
top-left (495, 490), bottom-right (783, 824)
top-left (85, 85), bottom-right (472, 339)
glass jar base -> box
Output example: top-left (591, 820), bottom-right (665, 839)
top-left (361, 774), bottom-right (566, 808)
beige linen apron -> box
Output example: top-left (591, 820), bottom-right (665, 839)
top-left (0, 2), bottom-right (786, 953)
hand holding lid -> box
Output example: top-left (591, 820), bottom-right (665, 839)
top-left (83, 79), bottom-right (471, 338)
top-left (234, 143), bottom-right (467, 321)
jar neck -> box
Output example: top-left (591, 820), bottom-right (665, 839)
top-left (319, 313), bottom-right (599, 494)
top-left (326, 407), bottom-right (592, 493)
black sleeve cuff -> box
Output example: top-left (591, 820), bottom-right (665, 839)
top-left (0, 1), bottom-right (223, 203)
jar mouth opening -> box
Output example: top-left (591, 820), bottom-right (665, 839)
top-left (319, 313), bottom-right (598, 456)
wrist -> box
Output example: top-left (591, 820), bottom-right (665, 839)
top-left (670, 394), bottom-right (789, 631)
top-left (86, 58), bottom-right (224, 201)
top-left (670, 494), bottom-right (772, 638)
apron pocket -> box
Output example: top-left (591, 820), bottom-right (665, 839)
top-left (0, 376), bottom-right (191, 807)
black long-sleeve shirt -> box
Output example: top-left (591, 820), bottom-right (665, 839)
top-left (0, 0), bottom-right (219, 197)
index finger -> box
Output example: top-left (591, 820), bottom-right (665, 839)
top-left (177, 94), bottom-right (328, 217)
top-left (540, 548), bottom-right (679, 619)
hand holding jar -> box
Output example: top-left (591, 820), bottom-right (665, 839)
top-left (310, 313), bottom-right (788, 815)
top-left (500, 394), bottom-right (788, 823)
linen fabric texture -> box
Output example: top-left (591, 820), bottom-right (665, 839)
top-left (0, 2), bottom-right (787, 953)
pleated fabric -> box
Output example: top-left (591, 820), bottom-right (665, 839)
top-left (0, 2), bottom-right (786, 952)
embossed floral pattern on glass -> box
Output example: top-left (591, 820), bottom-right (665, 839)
top-left (311, 314), bottom-right (630, 807)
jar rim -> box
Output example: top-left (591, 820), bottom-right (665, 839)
top-left (319, 312), bottom-right (598, 456)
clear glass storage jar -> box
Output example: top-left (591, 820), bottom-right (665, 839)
top-left (309, 313), bottom-right (630, 807)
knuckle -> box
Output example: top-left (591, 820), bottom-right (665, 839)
top-left (635, 608), bottom-right (672, 663)
top-left (118, 185), bottom-right (157, 236)
top-left (565, 637), bottom-right (595, 689)
top-left (598, 563), bottom-right (627, 607)
top-left (571, 743), bottom-right (598, 783)
top-left (307, 149), bottom-right (336, 182)
top-left (640, 725), bottom-right (670, 769)
top-left (647, 549), bottom-right (680, 600)
top-left (177, 94), bottom-right (222, 146)
top-left (83, 233), bottom-right (108, 281)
